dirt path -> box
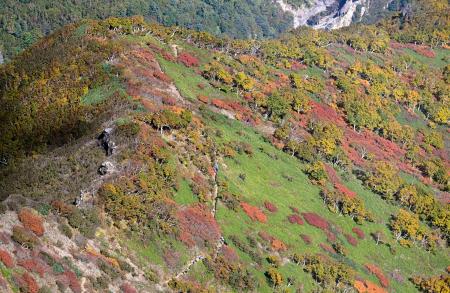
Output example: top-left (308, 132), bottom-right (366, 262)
top-left (163, 167), bottom-right (224, 286)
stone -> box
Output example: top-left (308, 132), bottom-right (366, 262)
top-left (98, 128), bottom-right (116, 156)
top-left (98, 161), bottom-right (115, 175)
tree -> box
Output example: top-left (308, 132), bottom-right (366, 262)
top-left (365, 162), bottom-right (403, 200)
top-left (304, 161), bottom-right (328, 185)
top-left (390, 209), bottom-right (420, 244)
top-left (266, 268), bottom-right (283, 287)
top-left (234, 71), bottom-right (254, 91)
top-left (267, 92), bottom-right (290, 122)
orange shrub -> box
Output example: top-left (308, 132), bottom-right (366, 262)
top-left (354, 279), bottom-right (387, 293)
top-left (18, 208), bottom-right (44, 236)
top-left (240, 202), bottom-right (267, 223)
top-left (271, 238), bottom-right (287, 251)
top-left (197, 95), bottom-right (209, 104)
top-left (365, 264), bottom-right (389, 288)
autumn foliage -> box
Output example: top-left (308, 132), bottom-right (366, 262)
top-left (264, 201), bottom-right (278, 213)
top-left (300, 234), bottom-right (312, 245)
top-left (302, 212), bottom-right (329, 230)
top-left (365, 264), bottom-right (389, 288)
top-left (18, 258), bottom-right (48, 277)
top-left (319, 243), bottom-right (336, 254)
top-left (178, 52), bottom-right (199, 67)
top-left (64, 271), bottom-right (82, 293)
top-left (354, 279), bottom-right (387, 293)
top-left (352, 227), bottom-right (365, 239)
top-left (15, 272), bottom-right (39, 293)
top-left (18, 208), bottom-right (45, 236)
top-left (121, 283), bottom-right (138, 293)
top-left (241, 202), bottom-right (267, 223)
top-left (271, 238), bottom-right (287, 251)
top-left (345, 233), bottom-right (358, 246)
top-left (287, 214), bottom-right (304, 225)
top-left (0, 250), bottom-right (14, 268)
top-left (177, 204), bottom-right (221, 247)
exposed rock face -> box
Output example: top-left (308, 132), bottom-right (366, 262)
top-left (276, 0), bottom-right (395, 30)
top-left (98, 128), bottom-right (116, 156)
top-left (0, 51), bottom-right (3, 64)
top-left (98, 161), bottom-right (115, 176)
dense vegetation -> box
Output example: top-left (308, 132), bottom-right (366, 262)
top-left (0, 0), bottom-right (448, 291)
top-left (0, 0), bottom-right (293, 60)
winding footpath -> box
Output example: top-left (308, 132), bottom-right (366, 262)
top-left (163, 164), bottom-right (224, 286)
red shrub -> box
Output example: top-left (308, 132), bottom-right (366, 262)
top-left (0, 232), bottom-right (10, 244)
top-left (121, 283), bottom-right (137, 293)
top-left (18, 208), bottom-right (44, 236)
top-left (64, 271), bottom-right (81, 293)
top-left (345, 233), bottom-right (358, 246)
top-left (161, 51), bottom-right (176, 62)
top-left (365, 264), bottom-right (389, 288)
top-left (287, 214), bottom-right (304, 225)
top-left (0, 275), bottom-right (7, 289)
top-left (18, 258), bottom-right (48, 277)
top-left (290, 206), bottom-right (299, 214)
top-left (412, 45), bottom-right (435, 58)
top-left (163, 249), bottom-right (180, 268)
top-left (220, 245), bottom-right (239, 263)
top-left (0, 249), bottom-right (14, 268)
top-left (197, 95), bottom-right (209, 104)
top-left (178, 52), bottom-right (199, 67)
top-left (290, 60), bottom-right (307, 71)
top-left (162, 95), bottom-right (177, 106)
top-left (197, 83), bottom-right (206, 89)
top-left (241, 202), bottom-right (267, 223)
top-left (177, 204), bottom-right (221, 247)
top-left (325, 230), bottom-right (337, 243)
top-left (352, 227), bottom-right (365, 239)
top-left (17, 272), bottom-right (39, 293)
top-left (334, 183), bottom-right (357, 198)
top-left (300, 234), bottom-right (312, 245)
top-left (258, 231), bottom-right (274, 242)
top-left (264, 201), bottom-right (278, 213)
top-left (211, 99), bottom-right (231, 110)
top-left (319, 243), bottom-right (336, 254)
top-left (153, 71), bottom-right (172, 83)
top-left (301, 212), bottom-right (329, 230)
top-left (51, 200), bottom-right (73, 216)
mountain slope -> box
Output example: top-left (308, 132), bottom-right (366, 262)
top-left (0, 0), bottom-right (427, 61)
top-left (0, 15), bottom-right (449, 292)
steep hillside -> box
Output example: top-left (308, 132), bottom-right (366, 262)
top-left (0, 15), bottom-right (449, 292)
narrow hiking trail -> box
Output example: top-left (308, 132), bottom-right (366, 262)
top-left (164, 162), bottom-right (224, 285)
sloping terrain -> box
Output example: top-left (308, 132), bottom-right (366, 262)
top-left (0, 12), bottom-right (449, 293)
top-left (0, 0), bottom-right (428, 61)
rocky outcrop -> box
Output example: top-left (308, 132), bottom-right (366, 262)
top-left (276, 0), bottom-right (395, 30)
top-left (98, 161), bottom-right (115, 176)
top-left (97, 128), bottom-right (116, 156)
